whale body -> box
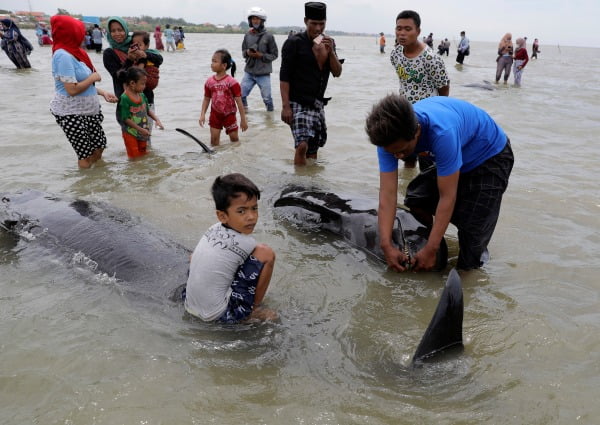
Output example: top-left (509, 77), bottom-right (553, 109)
top-left (2, 189), bottom-right (462, 363)
top-left (274, 187), bottom-right (448, 271)
top-left (274, 187), bottom-right (462, 363)
top-left (1, 190), bottom-right (190, 301)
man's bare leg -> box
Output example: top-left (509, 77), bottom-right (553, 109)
top-left (294, 141), bottom-right (308, 165)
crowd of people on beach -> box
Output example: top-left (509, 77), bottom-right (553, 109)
top-left (1, 3), bottom-right (527, 324)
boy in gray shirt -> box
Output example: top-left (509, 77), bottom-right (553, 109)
top-left (185, 173), bottom-right (276, 323)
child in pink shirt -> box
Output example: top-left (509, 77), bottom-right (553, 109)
top-left (199, 49), bottom-right (248, 145)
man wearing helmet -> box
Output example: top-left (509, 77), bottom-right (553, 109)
top-left (280, 2), bottom-right (343, 165)
top-left (241, 6), bottom-right (279, 112)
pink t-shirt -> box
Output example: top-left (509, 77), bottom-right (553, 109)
top-left (204, 74), bottom-right (241, 116)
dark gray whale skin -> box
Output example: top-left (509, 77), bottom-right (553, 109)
top-left (1, 190), bottom-right (190, 301)
top-left (273, 187), bottom-right (448, 271)
top-left (274, 188), bottom-right (461, 363)
top-left (1, 189), bottom-right (462, 363)
top-left (412, 268), bottom-right (464, 363)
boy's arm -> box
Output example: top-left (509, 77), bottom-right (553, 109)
top-left (235, 96), bottom-right (248, 131)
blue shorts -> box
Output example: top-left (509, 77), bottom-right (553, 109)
top-left (217, 255), bottom-right (264, 324)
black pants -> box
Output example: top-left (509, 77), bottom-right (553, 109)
top-left (404, 140), bottom-right (514, 269)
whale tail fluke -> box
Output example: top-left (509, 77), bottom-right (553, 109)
top-left (412, 268), bottom-right (464, 363)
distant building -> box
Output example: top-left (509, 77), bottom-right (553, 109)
top-left (15, 10), bottom-right (45, 18)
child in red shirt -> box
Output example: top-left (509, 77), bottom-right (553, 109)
top-left (199, 49), bottom-right (248, 146)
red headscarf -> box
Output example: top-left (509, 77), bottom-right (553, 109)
top-left (51, 15), bottom-right (95, 71)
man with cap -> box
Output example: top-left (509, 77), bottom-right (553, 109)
top-left (241, 6), bottom-right (278, 112)
top-left (280, 1), bottom-right (343, 166)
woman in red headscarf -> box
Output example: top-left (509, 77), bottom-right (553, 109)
top-left (49, 15), bottom-right (118, 168)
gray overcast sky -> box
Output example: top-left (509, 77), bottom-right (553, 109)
top-left (2, 0), bottom-right (598, 47)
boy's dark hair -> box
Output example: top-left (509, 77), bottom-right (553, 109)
top-left (395, 10), bottom-right (421, 28)
top-left (117, 66), bottom-right (147, 86)
top-left (214, 48), bottom-right (237, 77)
top-left (211, 173), bottom-right (260, 211)
top-left (132, 30), bottom-right (150, 47)
top-left (365, 94), bottom-right (418, 147)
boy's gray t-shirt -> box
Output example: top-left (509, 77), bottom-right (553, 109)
top-left (185, 222), bottom-right (257, 321)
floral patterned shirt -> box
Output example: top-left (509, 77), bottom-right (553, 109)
top-left (390, 45), bottom-right (449, 104)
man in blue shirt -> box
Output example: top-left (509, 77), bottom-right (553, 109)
top-left (365, 94), bottom-right (514, 271)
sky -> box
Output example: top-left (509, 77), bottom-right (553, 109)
top-left (2, 0), bottom-right (599, 47)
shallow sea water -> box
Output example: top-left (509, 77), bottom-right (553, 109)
top-left (1, 32), bottom-right (599, 424)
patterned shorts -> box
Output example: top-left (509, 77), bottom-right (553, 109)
top-left (54, 113), bottom-right (107, 160)
top-left (405, 140), bottom-right (514, 270)
top-left (290, 100), bottom-right (327, 155)
top-left (217, 255), bottom-right (264, 324)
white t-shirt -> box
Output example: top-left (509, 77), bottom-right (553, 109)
top-left (185, 223), bottom-right (257, 321)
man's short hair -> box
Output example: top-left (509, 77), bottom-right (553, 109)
top-left (211, 173), bottom-right (261, 211)
top-left (365, 94), bottom-right (419, 147)
top-left (395, 10), bottom-right (421, 28)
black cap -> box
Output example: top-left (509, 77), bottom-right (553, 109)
top-left (305, 2), bottom-right (326, 20)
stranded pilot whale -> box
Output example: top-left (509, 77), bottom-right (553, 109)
top-left (274, 187), bottom-right (462, 363)
top-left (1, 189), bottom-right (190, 301)
top-left (274, 187), bottom-right (448, 271)
top-left (2, 189), bottom-right (463, 363)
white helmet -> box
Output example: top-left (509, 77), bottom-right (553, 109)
top-left (247, 6), bottom-right (267, 21)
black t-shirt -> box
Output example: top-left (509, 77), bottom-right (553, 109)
top-left (280, 31), bottom-right (334, 107)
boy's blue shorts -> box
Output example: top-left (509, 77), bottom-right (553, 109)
top-left (217, 255), bottom-right (264, 324)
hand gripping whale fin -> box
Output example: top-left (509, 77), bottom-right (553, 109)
top-left (175, 128), bottom-right (214, 154)
top-left (412, 268), bottom-right (464, 363)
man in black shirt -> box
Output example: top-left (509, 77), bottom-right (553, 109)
top-left (280, 2), bottom-right (343, 165)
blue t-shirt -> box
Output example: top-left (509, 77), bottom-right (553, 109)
top-left (52, 49), bottom-right (97, 97)
top-left (377, 97), bottom-right (507, 176)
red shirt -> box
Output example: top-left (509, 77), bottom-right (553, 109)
top-left (204, 75), bottom-right (241, 116)
top-left (514, 48), bottom-right (529, 67)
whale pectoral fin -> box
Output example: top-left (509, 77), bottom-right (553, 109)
top-left (412, 268), bottom-right (464, 363)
